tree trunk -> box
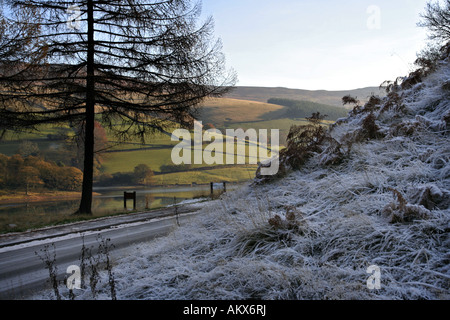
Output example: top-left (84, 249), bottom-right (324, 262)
top-left (77, 0), bottom-right (95, 215)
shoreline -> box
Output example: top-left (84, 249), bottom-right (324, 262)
top-left (0, 182), bottom-right (243, 206)
top-left (0, 191), bottom-right (102, 205)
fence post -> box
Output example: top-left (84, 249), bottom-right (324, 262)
top-left (223, 181), bottom-right (227, 193)
top-left (124, 191), bottom-right (137, 211)
top-left (210, 182), bottom-right (214, 197)
top-left (174, 197), bottom-right (180, 226)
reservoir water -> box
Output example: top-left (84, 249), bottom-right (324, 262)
top-left (0, 183), bottom-right (240, 233)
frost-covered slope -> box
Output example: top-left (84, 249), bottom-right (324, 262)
top-left (36, 56), bottom-right (449, 300)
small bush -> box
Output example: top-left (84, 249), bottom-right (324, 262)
top-left (281, 113), bottom-right (330, 170)
top-left (342, 95), bottom-right (363, 116)
top-left (364, 95), bottom-right (382, 113)
top-left (400, 69), bottom-right (424, 90)
top-left (255, 113), bottom-right (332, 184)
top-left (380, 91), bottom-right (406, 114)
top-left (342, 95), bottom-right (360, 106)
top-left (360, 112), bottom-right (382, 140)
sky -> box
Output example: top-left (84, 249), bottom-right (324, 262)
top-left (201, 0), bottom-right (432, 91)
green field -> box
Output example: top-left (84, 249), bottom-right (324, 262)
top-left (103, 148), bottom-right (175, 174)
top-left (198, 98), bottom-right (283, 127)
top-left (0, 94), bottom-right (342, 187)
top-left (102, 130), bottom-right (265, 185)
top-left (152, 165), bottom-right (258, 185)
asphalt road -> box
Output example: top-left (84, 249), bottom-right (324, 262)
top-left (0, 204), bottom-right (201, 299)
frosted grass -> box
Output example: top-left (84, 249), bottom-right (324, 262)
top-left (33, 60), bottom-right (449, 300)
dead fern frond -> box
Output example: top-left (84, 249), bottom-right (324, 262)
top-left (389, 188), bottom-right (407, 212)
top-left (364, 95), bottom-right (382, 112)
top-left (383, 188), bottom-right (431, 223)
top-left (380, 91), bottom-right (406, 114)
top-left (361, 112), bottom-right (381, 140)
top-left (342, 95), bottom-right (360, 106)
top-left (389, 120), bottom-right (422, 137)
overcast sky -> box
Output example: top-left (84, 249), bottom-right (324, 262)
top-left (201, 0), bottom-right (431, 91)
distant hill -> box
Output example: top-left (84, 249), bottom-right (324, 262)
top-left (196, 96), bottom-right (346, 145)
top-left (225, 86), bottom-right (385, 108)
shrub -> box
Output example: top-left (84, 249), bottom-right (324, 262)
top-left (342, 95), bottom-right (362, 116)
top-left (255, 113), bottom-right (344, 184)
top-left (342, 95), bottom-right (360, 106)
top-left (281, 113), bottom-right (330, 169)
top-left (57, 167), bottom-right (83, 191)
top-left (364, 95), bottom-right (382, 113)
top-left (380, 91), bottom-right (406, 114)
top-left (360, 112), bottom-right (382, 140)
top-left (133, 164), bottom-right (154, 185)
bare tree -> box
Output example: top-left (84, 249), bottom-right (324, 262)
top-left (419, 0), bottom-right (450, 43)
top-left (0, 3), bottom-right (45, 71)
top-left (0, 0), bottom-right (236, 214)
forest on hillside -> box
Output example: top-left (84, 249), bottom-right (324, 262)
top-left (267, 98), bottom-right (349, 121)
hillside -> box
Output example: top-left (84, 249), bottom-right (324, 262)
top-left (34, 44), bottom-right (450, 300)
top-left (198, 98), bottom-right (283, 126)
top-left (265, 98), bottom-right (348, 121)
top-left (225, 86), bottom-right (385, 108)
top-left (196, 97), bottom-right (342, 144)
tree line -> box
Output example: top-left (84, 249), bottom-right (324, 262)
top-left (267, 98), bottom-right (348, 121)
top-left (0, 153), bottom-right (83, 193)
top-left (96, 164), bottom-right (154, 187)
